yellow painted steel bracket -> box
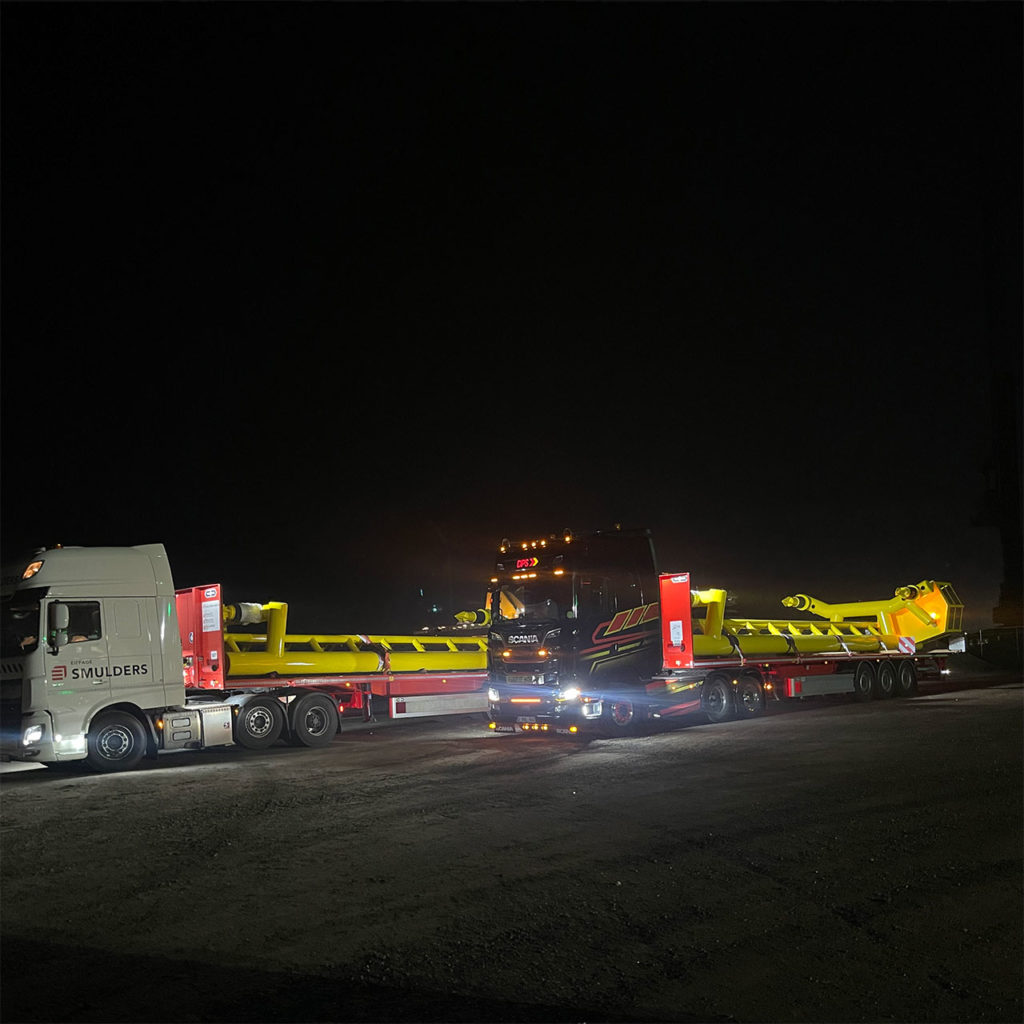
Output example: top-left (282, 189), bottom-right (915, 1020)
top-left (781, 581), bottom-right (963, 640)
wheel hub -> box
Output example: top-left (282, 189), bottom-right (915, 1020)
top-left (99, 728), bottom-right (132, 759)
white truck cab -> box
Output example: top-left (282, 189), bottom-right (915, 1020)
top-left (1, 544), bottom-right (190, 768)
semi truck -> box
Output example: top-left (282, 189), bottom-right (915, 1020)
top-left (0, 544), bottom-right (489, 771)
top-left (484, 528), bottom-right (964, 735)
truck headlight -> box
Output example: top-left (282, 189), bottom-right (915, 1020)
top-left (487, 687), bottom-right (500, 702)
top-left (23, 725), bottom-right (45, 746)
top-left (557, 686), bottom-right (581, 702)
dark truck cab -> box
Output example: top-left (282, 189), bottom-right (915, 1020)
top-left (485, 528), bottom-right (662, 734)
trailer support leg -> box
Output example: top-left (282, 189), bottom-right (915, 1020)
top-left (361, 683), bottom-right (376, 723)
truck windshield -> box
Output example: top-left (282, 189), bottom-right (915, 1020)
top-left (1, 590), bottom-right (43, 657)
top-left (490, 577), bottom-right (574, 623)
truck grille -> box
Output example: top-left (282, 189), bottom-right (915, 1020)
top-left (503, 672), bottom-right (544, 685)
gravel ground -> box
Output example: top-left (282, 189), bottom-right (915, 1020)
top-left (1, 662), bottom-right (1021, 1023)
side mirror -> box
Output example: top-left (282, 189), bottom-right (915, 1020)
top-left (48, 602), bottom-right (70, 650)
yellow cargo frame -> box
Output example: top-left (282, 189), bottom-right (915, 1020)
top-left (221, 601), bottom-right (487, 677)
top-left (689, 580), bottom-right (962, 658)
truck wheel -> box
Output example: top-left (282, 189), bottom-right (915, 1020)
top-left (603, 700), bottom-right (637, 735)
top-left (734, 674), bottom-right (765, 718)
top-left (896, 660), bottom-right (918, 697)
top-left (234, 698), bottom-right (284, 750)
top-left (288, 694), bottom-right (338, 747)
top-left (853, 662), bottom-right (876, 701)
top-left (703, 674), bottom-right (735, 724)
top-left (84, 711), bottom-right (146, 772)
top-left (875, 661), bottom-right (898, 699)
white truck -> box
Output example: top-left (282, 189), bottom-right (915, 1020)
top-left (1, 544), bottom-right (488, 771)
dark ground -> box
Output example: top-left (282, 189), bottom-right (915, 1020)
top-left (1, 659), bottom-right (1021, 1024)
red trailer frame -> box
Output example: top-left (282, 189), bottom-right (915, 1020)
top-left (176, 584), bottom-right (487, 720)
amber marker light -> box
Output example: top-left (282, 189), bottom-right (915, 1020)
top-left (22, 560), bottom-right (44, 580)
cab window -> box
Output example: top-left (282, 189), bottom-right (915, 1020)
top-left (66, 602), bottom-right (102, 643)
top-left (1, 592), bottom-right (43, 656)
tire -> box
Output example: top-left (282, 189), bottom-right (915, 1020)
top-left (288, 693), bottom-right (338, 748)
top-left (84, 711), bottom-right (146, 772)
top-left (875, 660), bottom-right (898, 699)
top-left (896, 660), bottom-right (918, 697)
top-left (234, 697), bottom-right (284, 750)
top-left (734, 673), bottom-right (765, 718)
top-left (603, 699), bottom-right (637, 735)
top-left (703, 674), bottom-right (735, 724)
top-left (853, 661), bottom-right (876, 701)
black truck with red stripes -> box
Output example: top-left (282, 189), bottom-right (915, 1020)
top-left (484, 528), bottom-right (963, 736)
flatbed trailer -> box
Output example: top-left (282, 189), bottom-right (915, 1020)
top-left (484, 530), bottom-right (962, 735)
top-left (176, 582), bottom-right (488, 725)
top-left (186, 672), bottom-right (490, 721)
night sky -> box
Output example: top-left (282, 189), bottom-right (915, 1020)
top-left (2, 2), bottom-right (1021, 634)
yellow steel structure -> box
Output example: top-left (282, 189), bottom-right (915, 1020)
top-left (689, 580), bottom-right (962, 658)
top-left (221, 601), bottom-right (487, 677)
top-left (220, 579), bottom-right (962, 674)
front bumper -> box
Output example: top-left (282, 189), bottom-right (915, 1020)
top-left (487, 695), bottom-right (605, 735)
top-left (0, 712), bottom-right (84, 763)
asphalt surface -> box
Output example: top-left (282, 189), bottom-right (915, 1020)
top-left (1, 659), bottom-right (1021, 1023)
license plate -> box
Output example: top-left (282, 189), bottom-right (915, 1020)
top-left (507, 674), bottom-right (536, 684)
top-left (516, 716), bottom-right (537, 724)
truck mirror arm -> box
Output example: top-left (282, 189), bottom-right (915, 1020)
top-left (47, 631), bottom-right (69, 654)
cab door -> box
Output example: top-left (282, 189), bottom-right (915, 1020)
top-left (46, 599), bottom-right (110, 739)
